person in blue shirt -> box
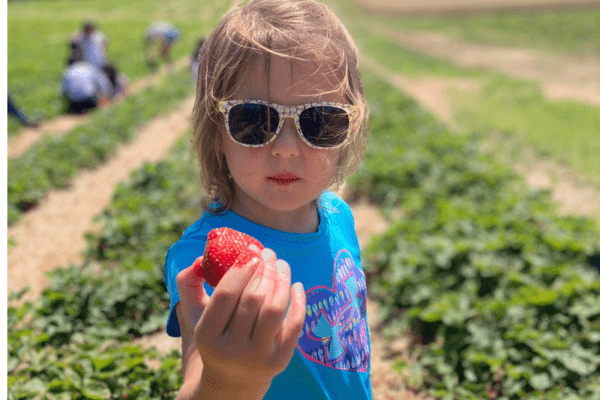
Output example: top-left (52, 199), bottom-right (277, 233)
top-left (144, 21), bottom-right (179, 68)
top-left (164, 1), bottom-right (372, 399)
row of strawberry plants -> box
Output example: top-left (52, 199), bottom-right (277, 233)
top-left (9, 66), bottom-right (600, 399)
top-left (7, 69), bottom-right (194, 226)
top-left (348, 70), bottom-right (600, 399)
top-left (8, 137), bottom-right (200, 399)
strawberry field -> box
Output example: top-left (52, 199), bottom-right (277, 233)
top-left (7, 0), bottom-right (600, 399)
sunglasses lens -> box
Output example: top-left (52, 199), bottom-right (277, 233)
top-left (299, 106), bottom-right (350, 148)
top-left (228, 104), bottom-right (279, 145)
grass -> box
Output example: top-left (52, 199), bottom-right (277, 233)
top-left (7, 0), bottom-right (235, 135)
top-left (352, 26), bottom-right (485, 79)
top-left (334, 0), bottom-right (600, 57)
top-left (325, 1), bottom-right (600, 188)
top-left (452, 78), bottom-right (600, 187)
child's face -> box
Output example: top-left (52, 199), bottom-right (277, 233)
top-left (221, 56), bottom-right (344, 226)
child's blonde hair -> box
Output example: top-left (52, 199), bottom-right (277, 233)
top-left (192, 0), bottom-right (369, 212)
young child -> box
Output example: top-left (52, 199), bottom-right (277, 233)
top-left (164, 0), bottom-right (371, 398)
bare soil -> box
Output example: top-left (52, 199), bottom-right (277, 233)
top-left (369, 27), bottom-right (600, 106)
top-left (7, 96), bottom-right (195, 302)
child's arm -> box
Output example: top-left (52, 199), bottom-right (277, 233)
top-left (175, 248), bottom-right (306, 400)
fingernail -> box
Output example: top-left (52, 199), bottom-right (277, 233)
top-left (275, 259), bottom-right (290, 275)
top-left (248, 244), bottom-right (260, 252)
top-left (261, 248), bottom-right (276, 261)
top-left (293, 282), bottom-right (304, 295)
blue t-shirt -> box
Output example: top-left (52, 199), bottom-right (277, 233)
top-left (61, 62), bottom-right (112, 102)
top-left (164, 191), bottom-right (372, 400)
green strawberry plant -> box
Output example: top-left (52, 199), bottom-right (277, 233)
top-left (351, 70), bottom-right (600, 399)
top-left (7, 69), bottom-right (194, 226)
top-left (8, 138), bottom-right (198, 399)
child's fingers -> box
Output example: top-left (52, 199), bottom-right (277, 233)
top-left (176, 257), bottom-right (210, 328)
top-left (224, 248), bottom-right (277, 342)
top-left (274, 282), bottom-right (306, 365)
top-left (196, 254), bottom-right (261, 339)
top-left (261, 248), bottom-right (277, 265)
top-left (252, 258), bottom-right (292, 349)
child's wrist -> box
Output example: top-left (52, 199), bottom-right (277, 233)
top-left (199, 365), bottom-right (273, 400)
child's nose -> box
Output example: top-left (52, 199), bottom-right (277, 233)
top-left (271, 118), bottom-right (300, 158)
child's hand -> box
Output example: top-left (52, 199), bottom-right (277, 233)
top-left (176, 246), bottom-right (306, 399)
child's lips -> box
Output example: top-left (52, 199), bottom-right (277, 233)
top-left (267, 173), bottom-right (300, 185)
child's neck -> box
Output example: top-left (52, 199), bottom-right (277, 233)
top-left (230, 198), bottom-right (319, 234)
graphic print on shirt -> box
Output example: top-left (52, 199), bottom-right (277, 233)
top-left (297, 249), bottom-right (369, 372)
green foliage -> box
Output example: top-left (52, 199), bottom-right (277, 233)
top-left (391, 9), bottom-right (600, 57)
top-left (7, 69), bottom-right (194, 226)
top-left (354, 70), bottom-right (600, 399)
top-left (348, 27), bottom-right (600, 188)
top-left (352, 26), bottom-right (483, 79)
top-left (332, 0), bottom-right (600, 57)
top-left (8, 336), bottom-right (182, 400)
top-left (454, 77), bottom-right (600, 187)
top-left (8, 138), bottom-right (200, 398)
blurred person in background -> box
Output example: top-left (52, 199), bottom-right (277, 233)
top-left (190, 37), bottom-right (205, 85)
top-left (61, 60), bottom-right (125, 114)
top-left (101, 64), bottom-right (130, 100)
top-left (144, 21), bottom-right (179, 69)
top-left (66, 38), bottom-right (84, 66)
top-left (7, 93), bottom-right (39, 127)
top-left (70, 21), bottom-right (108, 68)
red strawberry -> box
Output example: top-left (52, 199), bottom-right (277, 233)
top-left (193, 227), bottom-right (264, 287)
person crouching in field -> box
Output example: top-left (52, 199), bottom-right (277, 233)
top-left (144, 21), bottom-right (179, 69)
top-left (61, 61), bottom-right (128, 114)
top-left (163, 0), bottom-right (372, 399)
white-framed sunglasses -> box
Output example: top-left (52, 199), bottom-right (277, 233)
top-left (218, 99), bottom-right (355, 149)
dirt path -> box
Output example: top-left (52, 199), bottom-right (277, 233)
top-left (361, 53), bottom-right (600, 223)
top-left (7, 57), bottom-right (191, 159)
top-left (368, 28), bottom-right (600, 106)
top-left (7, 96), bottom-right (195, 303)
